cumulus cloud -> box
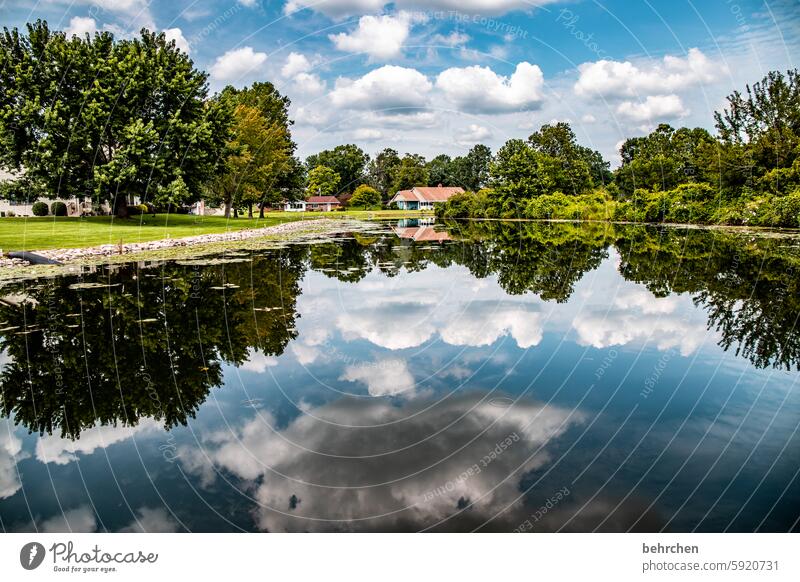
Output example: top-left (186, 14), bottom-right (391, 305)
top-left (36, 420), bottom-right (159, 465)
top-left (431, 31), bottom-right (470, 47)
top-left (281, 52), bottom-right (312, 77)
top-left (574, 48), bottom-right (723, 98)
top-left (65, 16), bottom-right (97, 38)
top-left (436, 62), bottom-right (545, 113)
top-left (329, 13), bottom-right (413, 59)
top-left (293, 72), bottom-right (326, 94)
top-left (572, 288), bottom-right (709, 355)
top-left (210, 47), bottom-right (268, 82)
top-left (285, 0), bottom-right (553, 18)
top-left (440, 300), bottom-right (543, 348)
top-left (163, 27), bottom-right (190, 53)
top-left (340, 358), bottom-right (416, 396)
top-left (178, 392), bottom-right (583, 531)
top-left (455, 123), bottom-right (492, 145)
top-left (119, 507), bottom-right (181, 532)
top-left (0, 421), bottom-right (24, 499)
top-left (616, 94), bottom-right (689, 122)
top-left (239, 349), bottom-right (279, 373)
top-left (330, 65), bottom-right (432, 112)
top-left (40, 506), bottom-right (97, 533)
top-left (352, 128), bottom-right (384, 140)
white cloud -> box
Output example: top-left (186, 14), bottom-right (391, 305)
top-left (616, 94), bottom-right (689, 122)
top-left (436, 62), bottom-right (545, 113)
top-left (40, 506), bottom-right (97, 533)
top-left (329, 13), bottom-right (412, 59)
top-left (574, 48), bottom-right (723, 98)
top-left (210, 47), bottom-right (268, 82)
top-left (440, 300), bottom-right (543, 348)
top-left (581, 113), bottom-right (597, 124)
top-left (330, 65), bottom-right (432, 112)
top-left (293, 72), bottom-right (326, 94)
top-left (119, 507), bottom-right (180, 533)
top-left (0, 420), bottom-right (24, 499)
top-left (178, 391), bottom-right (583, 531)
top-left (340, 358), bottom-right (416, 396)
top-left (36, 420), bottom-right (159, 465)
top-left (239, 350), bottom-right (279, 373)
top-left (238, 0), bottom-right (258, 6)
top-left (456, 123), bottom-right (492, 145)
top-left (431, 31), bottom-right (470, 47)
top-left (352, 128), bottom-right (384, 140)
top-left (163, 27), bottom-right (190, 53)
top-left (572, 288), bottom-right (708, 356)
top-left (285, 0), bottom-right (553, 18)
top-left (281, 52), bottom-right (312, 78)
top-left (65, 16), bottom-right (97, 38)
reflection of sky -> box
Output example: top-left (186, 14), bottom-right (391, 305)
top-left (1, 245), bottom-right (799, 532)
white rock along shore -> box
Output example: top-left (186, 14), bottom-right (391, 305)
top-left (0, 218), bottom-right (346, 268)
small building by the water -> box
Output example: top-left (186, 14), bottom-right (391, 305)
top-left (284, 196), bottom-right (341, 212)
top-left (390, 185), bottom-right (464, 210)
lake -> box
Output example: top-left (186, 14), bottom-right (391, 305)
top-left (1, 219), bottom-right (799, 532)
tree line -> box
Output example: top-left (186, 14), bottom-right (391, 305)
top-left (2, 21), bottom-right (798, 226)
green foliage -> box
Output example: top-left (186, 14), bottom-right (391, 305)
top-left (366, 148), bottom-right (401, 199)
top-left (391, 154), bottom-right (429, 192)
top-left (50, 201), bottom-right (67, 216)
top-left (349, 184), bottom-right (381, 209)
top-left (306, 144), bottom-right (369, 194)
top-left (435, 190), bottom-right (490, 219)
top-left (0, 21), bottom-right (232, 216)
top-left (31, 201), bottom-right (48, 216)
top-left (307, 165), bottom-right (341, 197)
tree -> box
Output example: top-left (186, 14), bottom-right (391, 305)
top-left (614, 124), bottom-right (717, 196)
top-left (306, 144), bottom-right (369, 195)
top-left (427, 154), bottom-right (454, 186)
top-left (391, 154), bottom-right (429, 192)
top-left (217, 82), bottom-right (300, 217)
top-left (528, 123), bottom-right (594, 195)
top-left (367, 148), bottom-right (401, 200)
top-left (350, 184), bottom-right (381, 209)
top-left (307, 165), bottom-right (340, 197)
top-left (205, 103), bottom-right (291, 217)
top-left (489, 139), bottom-right (553, 215)
top-left (0, 21), bottom-right (231, 217)
top-left (715, 69), bottom-right (800, 194)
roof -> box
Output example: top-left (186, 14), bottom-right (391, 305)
top-left (306, 196), bottom-right (340, 204)
top-left (390, 186), bottom-right (465, 203)
top-left (393, 226), bottom-right (451, 242)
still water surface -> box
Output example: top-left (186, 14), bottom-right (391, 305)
top-left (0, 220), bottom-right (798, 532)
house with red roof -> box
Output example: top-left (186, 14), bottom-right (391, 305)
top-left (389, 185), bottom-right (464, 210)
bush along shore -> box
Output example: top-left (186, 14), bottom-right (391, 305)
top-left (435, 69), bottom-right (800, 229)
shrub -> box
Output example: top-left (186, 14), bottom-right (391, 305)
top-left (50, 201), bottom-right (68, 216)
top-left (525, 192), bottom-right (569, 219)
top-left (126, 204), bottom-right (149, 216)
top-left (6, 210), bottom-right (15, 217)
top-left (772, 190), bottom-right (800, 227)
top-left (31, 201), bottom-right (49, 216)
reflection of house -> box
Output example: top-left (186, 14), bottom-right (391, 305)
top-left (392, 218), bottom-right (451, 242)
top-left (390, 185), bottom-right (464, 210)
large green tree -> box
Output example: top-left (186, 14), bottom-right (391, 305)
top-left (367, 148), bottom-right (401, 200)
top-left (391, 154), bottom-right (429, 192)
top-left (306, 144), bottom-right (369, 195)
top-left (0, 20), bottom-right (231, 216)
top-left (307, 165), bottom-right (341, 197)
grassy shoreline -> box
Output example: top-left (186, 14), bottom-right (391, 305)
top-left (0, 209), bottom-right (430, 252)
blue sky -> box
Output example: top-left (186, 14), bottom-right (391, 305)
top-left (3, 0), bottom-right (798, 163)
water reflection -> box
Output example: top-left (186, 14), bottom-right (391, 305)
top-left (0, 221), bottom-right (799, 532)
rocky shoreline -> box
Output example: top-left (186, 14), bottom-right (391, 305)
top-left (0, 219), bottom-right (350, 268)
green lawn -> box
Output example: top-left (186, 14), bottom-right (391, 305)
top-left (0, 210), bottom-right (428, 251)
